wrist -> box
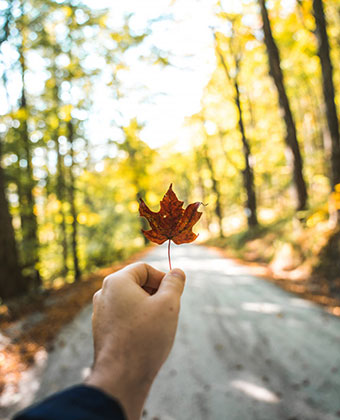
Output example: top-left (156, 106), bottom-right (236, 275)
top-left (85, 359), bottom-right (152, 420)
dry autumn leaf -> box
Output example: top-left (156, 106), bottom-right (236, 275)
top-left (139, 184), bottom-right (202, 269)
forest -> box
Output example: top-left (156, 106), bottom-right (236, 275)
top-left (0, 0), bottom-right (340, 303)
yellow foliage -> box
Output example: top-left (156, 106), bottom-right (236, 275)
top-left (62, 6), bottom-right (72, 18)
top-left (146, 191), bottom-right (159, 206)
top-left (77, 212), bottom-right (100, 226)
top-left (62, 202), bottom-right (71, 212)
top-left (59, 105), bottom-right (73, 122)
top-left (48, 200), bottom-right (61, 213)
top-left (133, 237), bottom-right (145, 247)
top-left (128, 201), bottom-right (139, 213)
top-left (66, 215), bottom-right (74, 224)
top-left (45, 78), bottom-right (56, 89)
top-left (98, 15), bottom-right (108, 28)
top-left (306, 210), bottom-right (327, 228)
top-left (14, 108), bottom-right (28, 120)
top-left (87, 213), bottom-right (101, 226)
top-left (332, 192), bottom-right (340, 210)
top-left (115, 204), bottom-right (124, 214)
top-left (46, 114), bottom-right (59, 130)
top-left (77, 213), bottom-right (87, 224)
top-left (55, 214), bottom-right (63, 224)
top-left (40, 224), bottom-right (56, 243)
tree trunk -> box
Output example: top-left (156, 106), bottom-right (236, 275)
top-left (67, 120), bottom-right (81, 282)
top-left (195, 150), bottom-right (212, 232)
top-left (0, 140), bottom-right (26, 300)
top-left (214, 38), bottom-right (258, 228)
top-left (197, 172), bottom-right (212, 232)
top-left (56, 138), bottom-right (69, 276)
top-left (18, 47), bottom-right (41, 286)
top-left (137, 189), bottom-right (150, 246)
top-left (259, 0), bottom-right (308, 211)
top-left (202, 144), bottom-right (224, 238)
top-left (234, 78), bottom-right (258, 227)
top-left (313, 0), bottom-right (340, 197)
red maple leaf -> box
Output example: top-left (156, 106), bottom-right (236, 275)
top-left (139, 184), bottom-right (202, 269)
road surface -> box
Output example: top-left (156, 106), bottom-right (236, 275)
top-left (1, 244), bottom-right (340, 420)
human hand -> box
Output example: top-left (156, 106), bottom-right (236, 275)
top-left (85, 262), bottom-right (186, 420)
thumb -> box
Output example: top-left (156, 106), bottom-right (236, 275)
top-left (157, 268), bottom-right (186, 299)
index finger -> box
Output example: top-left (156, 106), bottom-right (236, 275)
top-left (121, 262), bottom-right (166, 289)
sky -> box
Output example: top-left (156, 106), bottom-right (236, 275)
top-left (0, 0), bottom-right (250, 160)
top-left (0, 0), bottom-right (296, 157)
top-left (85, 0), bottom-right (218, 153)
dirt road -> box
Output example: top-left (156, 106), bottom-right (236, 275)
top-left (2, 244), bottom-right (340, 419)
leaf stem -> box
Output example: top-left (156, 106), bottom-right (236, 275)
top-left (168, 239), bottom-right (172, 271)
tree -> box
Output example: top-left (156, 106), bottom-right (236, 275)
top-left (0, 138), bottom-right (26, 300)
top-left (118, 119), bottom-right (156, 245)
top-left (55, 133), bottom-right (69, 277)
top-left (0, 0), bottom-right (42, 285)
top-left (258, 0), bottom-right (308, 211)
top-left (214, 29), bottom-right (258, 227)
top-left (0, 1), bottom-right (27, 300)
top-left (67, 119), bottom-right (81, 281)
top-left (201, 141), bottom-right (224, 237)
top-left (0, 0), bottom-right (180, 288)
top-left (17, 39), bottom-right (41, 285)
top-left (312, 0), bottom-right (340, 213)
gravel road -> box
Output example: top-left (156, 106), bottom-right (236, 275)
top-left (2, 244), bottom-right (340, 420)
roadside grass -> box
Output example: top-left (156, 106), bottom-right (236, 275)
top-left (204, 214), bottom-right (340, 317)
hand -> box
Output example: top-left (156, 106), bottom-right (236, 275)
top-left (85, 262), bottom-right (186, 420)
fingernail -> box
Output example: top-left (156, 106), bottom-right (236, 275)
top-left (170, 268), bottom-right (185, 280)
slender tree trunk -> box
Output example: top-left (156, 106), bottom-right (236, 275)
top-left (67, 120), bottom-right (81, 281)
top-left (202, 144), bottom-right (224, 237)
top-left (18, 47), bottom-right (41, 286)
top-left (195, 150), bottom-right (212, 232)
top-left (246, 91), bottom-right (256, 129)
top-left (234, 78), bottom-right (258, 227)
top-left (214, 38), bottom-right (258, 227)
top-left (313, 0), bottom-right (340, 200)
top-left (197, 173), bottom-right (211, 231)
top-left (259, 0), bottom-right (308, 211)
top-left (136, 189), bottom-right (149, 246)
top-left (50, 75), bottom-right (69, 276)
top-left (56, 138), bottom-right (69, 276)
top-left (300, 72), bottom-right (325, 155)
top-left (0, 139), bottom-right (26, 300)
top-left (217, 129), bottom-right (240, 171)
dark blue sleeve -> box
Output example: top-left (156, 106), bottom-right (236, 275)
top-left (13, 385), bottom-right (126, 420)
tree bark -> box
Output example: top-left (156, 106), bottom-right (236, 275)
top-left (214, 37), bottom-right (258, 227)
top-left (0, 140), bottom-right (26, 300)
top-left (259, 0), bottom-right (308, 211)
top-left (197, 173), bottom-right (212, 232)
top-left (234, 77), bottom-right (258, 227)
top-left (202, 143), bottom-right (224, 238)
top-left (56, 139), bottom-right (69, 276)
top-left (313, 0), bottom-right (340, 193)
top-left (49, 72), bottom-right (69, 276)
top-left (18, 45), bottom-right (41, 286)
top-left (137, 189), bottom-right (150, 246)
top-left (67, 120), bottom-right (81, 282)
